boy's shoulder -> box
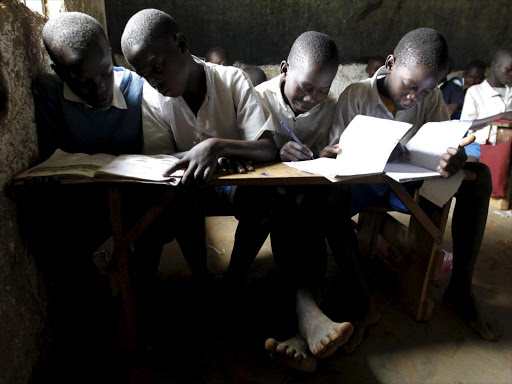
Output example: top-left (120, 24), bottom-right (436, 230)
top-left (255, 75), bottom-right (280, 94)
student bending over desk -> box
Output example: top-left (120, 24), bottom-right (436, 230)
top-left (225, 31), bottom-right (355, 373)
top-left (120, 8), bottom-right (277, 279)
top-left (330, 28), bottom-right (498, 341)
top-left (25, 11), bottom-right (199, 358)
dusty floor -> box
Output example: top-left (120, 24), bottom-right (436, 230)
top-left (34, 200), bottom-right (511, 384)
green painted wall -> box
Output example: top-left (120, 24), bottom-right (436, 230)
top-left (106, 0), bottom-right (512, 69)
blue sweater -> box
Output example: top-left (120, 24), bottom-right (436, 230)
top-left (34, 67), bottom-right (144, 161)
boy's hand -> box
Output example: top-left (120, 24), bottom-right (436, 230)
top-left (163, 139), bottom-right (220, 185)
top-left (319, 144), bottom-right (341, 158)
top-left (438, 135), bottom-right (475, 178)
top-left (280, 141), bottom-right (313, 161)
top-left (217, 157), bottom-right (254, 174)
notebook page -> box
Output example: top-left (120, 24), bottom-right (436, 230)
top-left (336, 115), bottom-right (413, 174)
top-left (406, 120), bottom-right (472, 171)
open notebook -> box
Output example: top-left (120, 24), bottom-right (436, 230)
top-left (284, 115), bottom-right (412, 181)
top-left (16, 149), bottom-right (183, 185)
top-left (284, 115), bottom-right (472, 184)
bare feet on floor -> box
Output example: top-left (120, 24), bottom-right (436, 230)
top-left (265, 334), bottom-right (318, 373)
top-left (444, 288), bottom-right (500, 341)
top-left (296, 289), bottom-right (354, 358)
top-left (343, 299), bottom-right (381, 354)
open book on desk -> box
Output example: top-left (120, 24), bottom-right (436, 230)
top-left (15, 149), bottom-right (183, 185)
top-left (284, 115), bottom-right (412, 181)
top-left (384, 120), bottom-right (473, 182)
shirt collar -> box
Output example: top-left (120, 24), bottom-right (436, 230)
top-left (368, 65), bottom-right (389, 114)
top-left (480, 79), bottom-right (511, 99)
top-left (63, 69), bottom-right (127, 110)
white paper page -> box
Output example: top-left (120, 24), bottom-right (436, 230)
top-left (284, 115), bottom-right (412, 179)
top-left (336, 115), bottom-right (413, 173)
top-left (384, 161), bottom-right (440, 182)
top-left (406, 120), bottom-right (472, 171)
top-left (419, 170), bottom-right (465, 207)
top-left (95, 154), bottom-right (183, 183)
top-left (16, 149), bottom-right (115, 179)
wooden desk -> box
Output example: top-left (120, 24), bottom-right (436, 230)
top-left (103, 163), bottom-right (464, 348)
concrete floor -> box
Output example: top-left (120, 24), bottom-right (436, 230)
top-left (140, 201), bottom-right (512, 384)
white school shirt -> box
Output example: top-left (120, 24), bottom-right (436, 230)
top-left (141, 56), bottom-right (274, 155)
top-left (460, 80), bottom-right (512, 144)
top-left (255, 74), bottom-right (337, 157)
top-left (330, 66), bottom-right (449, 146)
top-left (63, 68), bottom-right (170, 155)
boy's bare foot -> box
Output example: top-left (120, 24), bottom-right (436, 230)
top-left (444, 288), bottom-right (500, 341)
top-left (296, 289), bottom-right (354, 358)
top-left (343, 299), bottom-right (381, 354)
top-left (264, 334), bottom-right (318, 373)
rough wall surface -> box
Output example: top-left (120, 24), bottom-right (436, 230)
top-left (62, 0), bottom-right (107, 33)
top-left (0, 1), bottom-right (52, 383)
top-left (105, 0), bottom-right (512, 69)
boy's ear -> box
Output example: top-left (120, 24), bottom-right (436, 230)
top-left (385, 55), bottom-right (395, 72)
top-left (175, 33), bottom-right (188, 53)
top-left (280, 61), bottom-right (288, 76)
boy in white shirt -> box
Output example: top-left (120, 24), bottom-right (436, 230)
top-left (461, 47), bottom-right (512, 144)
top-left (228, 32), bottom-right (353, 373)
top-left (121, 9), bottom-right (277, 282)
top-left (331, 28), bottom-right (498, 343)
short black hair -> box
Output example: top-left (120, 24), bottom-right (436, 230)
top-left (465, 59), bottom-right (487, 72)
top-left (393, 28), bottom-right (449, 74)
top-left (42, 12), bottom-right (106, 64)
top-left (243, 66), bottom-right (267, 87)
top-left (206, 47), bottom-right (231, 62)
top-left (121, 9), bottom-right (179, 56)
top-left (368, 55), bottom-right (385, 65)
top-left (492, 47), bottom-right (512, 64)
top-left (287, 31), bottom-right (339, 70)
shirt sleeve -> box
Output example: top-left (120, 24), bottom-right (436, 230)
top-left (231, 70), bottom-right (274, 141)
top-left (425, 88), bottom-right (450, 123)
top-left (141, 81), bottom-right (176, 155)
top-left (460, 87), bottom-right (479, 121)
top-left (328, 85), bottom-right (360, 146)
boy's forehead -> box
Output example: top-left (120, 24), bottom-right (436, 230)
top-left (392, 63), bottom-right (438, 83)
top-left (289, 62), bottom-right (337, 84)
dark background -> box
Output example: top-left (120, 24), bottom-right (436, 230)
top-left (107, 0), bottom-right (512, 69)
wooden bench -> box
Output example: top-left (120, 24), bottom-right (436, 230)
top-left (357, 172), bottom-right (476, 322)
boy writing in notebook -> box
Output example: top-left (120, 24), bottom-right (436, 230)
top-left (226, 31), bottom-right (354, 373)
top-left (331, 28), bottom-right (499, 342)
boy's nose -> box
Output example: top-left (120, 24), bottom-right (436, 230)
top-left (303, 93), bottom-right (314, 103)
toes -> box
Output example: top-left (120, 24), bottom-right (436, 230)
top-left (276, 343), bottom-right (288, 354)
top-left (265, 338), bottom-right (279, 352)
top-left (293, 351), bottom-right (303, 361)
top-left (285, 347), bottom-right (295, 357)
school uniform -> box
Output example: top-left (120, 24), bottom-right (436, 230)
top-left (34, 67), bottom-right (168, 160)
top-left (461, 80), bottom-right (512, 144)
top-left (141, 56), bottom-right (274, 155)
top-left (255, 74), bottom-right (337, 155)
top-left (332, 66), bottom-right (487, 215)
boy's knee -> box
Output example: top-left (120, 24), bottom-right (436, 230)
top-left (464, 162), bottom-right (493, 197)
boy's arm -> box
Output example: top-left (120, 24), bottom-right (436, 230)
top-left (33, 74), bottom-right (64, 162)
top-left (141, 82), bottom-right (177, 155)
top-left (323, 87), bottom-right (359, 157)
top-left (163, 133), bottom-right (276, 185)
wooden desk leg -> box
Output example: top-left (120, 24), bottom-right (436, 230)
top-left (357, 212), bottom-right (383, 261)
top-left (399, 196), bottom-right (452, 321)
top-left (108, 186), bottom-right (137, 349)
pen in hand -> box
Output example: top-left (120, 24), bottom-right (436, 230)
top-left (280, 121), bottom-right (314, 160)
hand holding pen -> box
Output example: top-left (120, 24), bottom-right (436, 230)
top-left (279, 121), bottom-right (314, 161)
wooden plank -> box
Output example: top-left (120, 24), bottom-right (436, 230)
top-left (385, 177), bottom-right (442, 243)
